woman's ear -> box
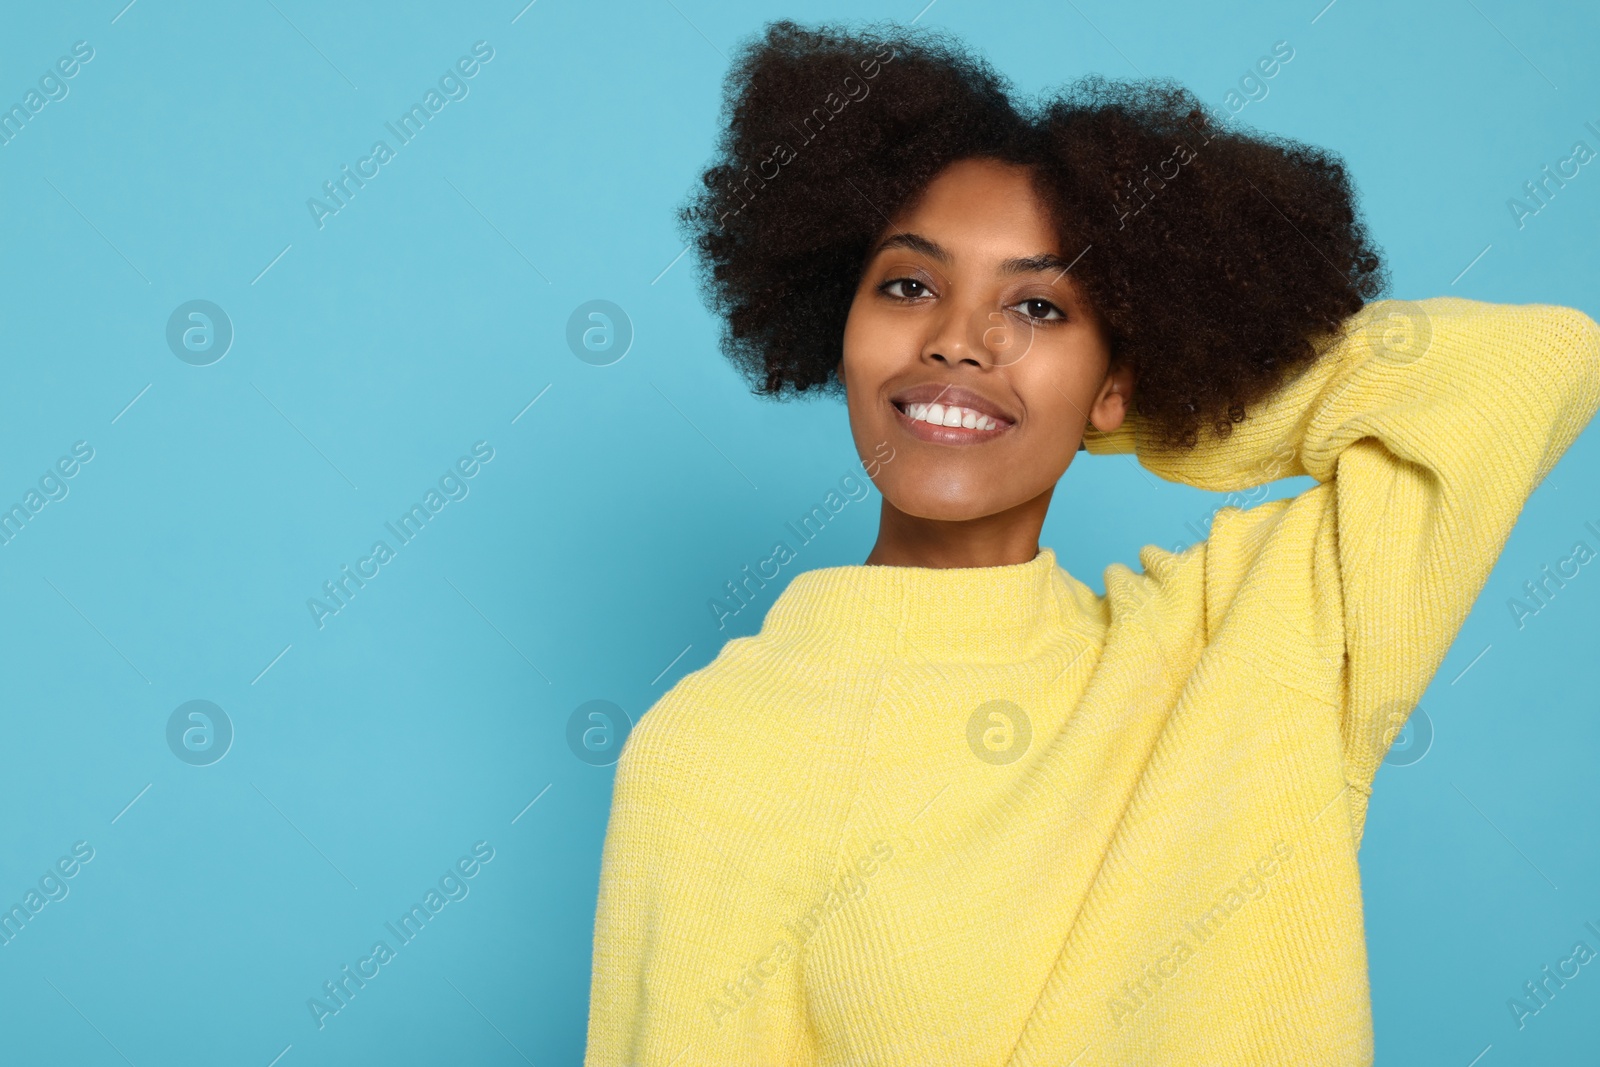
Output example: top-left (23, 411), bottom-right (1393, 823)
top-left (1089, 362), bottom-right (1137, 433)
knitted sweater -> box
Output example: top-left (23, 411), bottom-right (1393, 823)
top-left (585, 297), bottom-right (1600, 1066)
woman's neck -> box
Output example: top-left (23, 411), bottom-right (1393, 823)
top-left (864, 491), bottom-right (1053, 569)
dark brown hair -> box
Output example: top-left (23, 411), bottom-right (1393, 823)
top-left (678, 19), bottom-right (1388, 449)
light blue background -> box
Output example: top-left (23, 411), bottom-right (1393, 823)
top-left (0, 0), bottom-right (1596, 1063)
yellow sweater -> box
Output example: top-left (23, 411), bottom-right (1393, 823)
top-left (585, 297), bottom-right (1600, 1066)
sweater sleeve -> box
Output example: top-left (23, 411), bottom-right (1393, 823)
top-left (584, 682), bottom-right (816, 1067)
top-left (1083, 297), bottom-right (1600, 815)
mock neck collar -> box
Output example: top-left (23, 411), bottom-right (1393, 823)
top-left (759, 547), bottom-right (1104, 663)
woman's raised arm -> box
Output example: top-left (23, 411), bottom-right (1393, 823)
top-left (1083, 296), bottom-right (1600, 832)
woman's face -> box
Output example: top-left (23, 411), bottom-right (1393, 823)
top-left (839, 156), bottom-right (1133, 524)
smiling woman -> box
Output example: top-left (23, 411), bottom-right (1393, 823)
top-left (584, 17), bottom-right (1600, 1067)
top-left (837, 156), bottom-right (1130, 565)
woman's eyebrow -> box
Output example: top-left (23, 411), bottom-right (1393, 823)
top-left (998, 253), bottom-right (1078, 277)
top-left (870, 232), bottom-right (1078, 278)
top-left (872, 231), bottom-right (949, 262)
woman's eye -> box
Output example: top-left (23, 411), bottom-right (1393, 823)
top-left (1012, 298), bottom-right (1065, 322)
top-left (881, 277), bottom-right (929, 299)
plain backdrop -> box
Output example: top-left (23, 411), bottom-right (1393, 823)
top-left (0, 0), bottom-right (1596, 1064)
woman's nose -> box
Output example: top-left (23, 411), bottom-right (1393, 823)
top-left (923, 301), bottom-right (1033, 369)
top-left (923, 300), bottom-right (987, 369)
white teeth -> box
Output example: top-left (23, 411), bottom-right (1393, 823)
top-left (902, 402), bottom-right (1003, 431)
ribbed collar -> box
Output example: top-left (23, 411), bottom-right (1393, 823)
top-left (759, 547), bottom-right (1104, 664)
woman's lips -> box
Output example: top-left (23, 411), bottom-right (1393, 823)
top-left (891, 399), bottom-right (1014, 444)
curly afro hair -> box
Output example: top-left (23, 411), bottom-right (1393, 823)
top-left (677, 19), bottom-right (1389, 450)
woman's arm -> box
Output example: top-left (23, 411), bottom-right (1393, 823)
top-left (1083, 296), bottom-right (1600, 822)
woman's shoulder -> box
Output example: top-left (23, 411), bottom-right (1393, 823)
top-left (612, 630), bottom-right (826, 785)
top-left (604, 633), bottom-right (850, 864)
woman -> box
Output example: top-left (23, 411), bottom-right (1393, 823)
top-left (585, 19), bottom-right (1600, 1066)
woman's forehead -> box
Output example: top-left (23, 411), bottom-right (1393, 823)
top-left (876, 162), bottom-right (1060, 258)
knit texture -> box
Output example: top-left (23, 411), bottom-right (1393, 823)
top-left (585, 297), bottom-right (1600, 1066)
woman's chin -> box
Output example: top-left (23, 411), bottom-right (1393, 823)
top-left (882, 488), bottom-right (1019, 524)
